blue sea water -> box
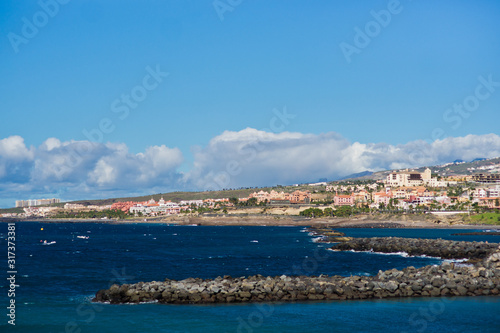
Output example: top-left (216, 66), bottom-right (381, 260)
top-left (1, 222), bottom-right (500, 332)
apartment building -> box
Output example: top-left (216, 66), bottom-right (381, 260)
top-left (16, 198), bottom-right (60, 208)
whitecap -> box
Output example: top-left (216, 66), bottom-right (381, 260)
top-left (312, 237), bottom-right (325, 243)
top-left (443, 258), bottom-right (468, 264)
top-left (337, 249), bottom-right (444, 260)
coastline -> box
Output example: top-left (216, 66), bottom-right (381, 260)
top-left (93, 238), bottom-right (500, 305)
top-left (2, 215), bottom-right (500, 229)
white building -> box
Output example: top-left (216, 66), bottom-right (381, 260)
top-left (487, 185), bottom-right (500, 198)
top-left (130, 200), bottom-right (181, 216)
top-left (385, 169), bottom-right (429, 187)
top-left (385, 168), bottom-right (454, 188)
top-left (179, 200), bottom-right (204, 207)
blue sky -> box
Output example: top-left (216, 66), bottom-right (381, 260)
top-left (1, 0), bottom-right (500, 208)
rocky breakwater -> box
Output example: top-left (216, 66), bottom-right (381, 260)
top-left (93, 244), bottom-right (500, 305)
top-left (306, 227), bottom-right (353, 243)
top-left (330, 237), bottom-right (500, 261)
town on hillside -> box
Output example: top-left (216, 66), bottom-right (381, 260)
top-left (4, 165), bottom-right (500, 219)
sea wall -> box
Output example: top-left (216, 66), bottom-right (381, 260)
top-left (330, 237), bottom-right (499, 260)
top-left (93, 239), bottom-right (500, 305)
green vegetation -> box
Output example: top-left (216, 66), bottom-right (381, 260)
top-left (447, 186), bottom-right (465, 197)
top-left (0, 207), bottom-right (24, 214)
top-left (299, 208), bottom-right (325, 218)
top-left (299, 205), bottom-right (367, 218)
top-left (238, 198), bottom-right (258, 206)
top-left (469, 211), bottom-right (500, 225)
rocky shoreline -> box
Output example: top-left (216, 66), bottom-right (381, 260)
top-left (330, 237), bottom-right (499, 260)
top-left (452, 232), bottom-right (500, 236)
top-left (4, 215), bottom-right (500, 229)
top-left (93, 237), bottom-right (500, 305)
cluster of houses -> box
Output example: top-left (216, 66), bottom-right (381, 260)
top-left (108, 190), bottom-right (312, 217)
top-left (111, 198), bottom-right (182, 216)
top-left (247, 190), bottom-right (311, 204)
top-left (331, 168), bottom-right (500, 210)
top-left (13, 203), bottom-right (113, 218)
top-left (332, 186), bottom-right (452, 209)
top-left (6, 166), bottom-right (499, 218)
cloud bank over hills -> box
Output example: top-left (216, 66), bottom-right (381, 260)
top-left (1, 130), bottom-right (500, 207)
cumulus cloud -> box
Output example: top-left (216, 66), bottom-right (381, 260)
top-left (0, 135), bottom-right (34, 181)
top-left (87, 143), bottom-right (183, 189)
top-left (1, 131), bottom-right (500, 207)
top-left (186, 128), bottom-right (500, 189)
top-left (0, 136), bottom-right (184, 205)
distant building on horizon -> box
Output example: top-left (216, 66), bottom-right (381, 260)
top-left (15, 198), bottom-right (60, 208)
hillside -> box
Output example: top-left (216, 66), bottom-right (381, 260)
top-left (69, 188), bottom-right (274, 206)
top-left (420, 157), bottom-right (500, 176)
top-left (3, 157), bottom-right (499, 213)
top-left (344, 157), bottom-right (500, 181)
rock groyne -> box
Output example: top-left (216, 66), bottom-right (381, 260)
top-left (93, 239), bottom-right (500, 305)
top-left (330, 237), bottom-right (499, 260)
top-left (306, 227), bottom-right (353, 243)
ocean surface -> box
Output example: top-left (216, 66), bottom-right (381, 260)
top-left (1, 222), bottom-right (500, 332)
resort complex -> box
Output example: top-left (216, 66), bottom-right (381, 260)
top-left (5, 162), bottom-right (500, 219)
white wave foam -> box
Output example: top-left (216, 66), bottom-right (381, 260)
top-left (312, 237), bottom-right (325, 243)
top-left (337, 249), bottom-right (445, 260)
top-left (443, 258), bottom-right (468, 264)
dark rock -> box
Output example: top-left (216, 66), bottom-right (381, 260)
top-left (92, 239), bottom-right (500, 305)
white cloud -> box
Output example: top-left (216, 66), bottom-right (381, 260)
top-left (0, 135), bottom-right (34, 160)
top-left (0, 136), bottom-right (184, 205)
top-left (186, 129), bottom-right (500, 189)
top-left (87, 144), bottom-right (183, 188)
top-left (0, 135), bottom-right (34, 180)
top-left (1, 131), bottom-right (500, 207)
top-left (41, 137), bottom-right (62, 151)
